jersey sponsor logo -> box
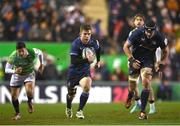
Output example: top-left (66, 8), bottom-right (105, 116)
top-left (141, 38), bottom-right (145, 41)
top-left (152, 41), bottom-right (156, 45)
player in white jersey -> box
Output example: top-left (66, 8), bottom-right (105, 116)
top-left (5, 42), bottom-right (45, 120)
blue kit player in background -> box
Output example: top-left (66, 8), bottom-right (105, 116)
top-left (125, 13), bottom-right (157, 115)
top-left (123, 20), bottom-right (169, 119)
top-left (65, 24), bottom-right (101, 119)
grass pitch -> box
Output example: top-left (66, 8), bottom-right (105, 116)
top-left (0, 102), bottom-right (180, 125)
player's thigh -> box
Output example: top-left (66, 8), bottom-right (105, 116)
top-left (10, 87), bottom-right (21, 100)
top-left (67, 77), bottom-right (79, 96)
top-left (67, 86), bottom-right (77, 97)
top-left (10, 74), bottom-right (24, 87)
top-left (24, 72), bottom-right (35, 84)
top-left (129, 73), bottom-right (140, 83)
top-left (129, 80), bottom-right (138, 90)
top-left (129, 66), bottom-right (140, 82)
top-left (140, 67), bottom-right (153, 88)
top-left (79, 77), bottom-right (92, 91)
top-left (24, 72), bottom-right (35, 94)
top-left (24, 82), bottom-right (34, 94)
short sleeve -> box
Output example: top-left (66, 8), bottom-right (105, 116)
top-left (33, 48), bottom-right (42, 57)
top-left (158, 34), bottom-right (168, 49)
top-left (70, 42), bottom-right (79, 56)
top-left (127, 29), bottom-right (139, 45)
top-left (7, 51), bottom-right (16, 64)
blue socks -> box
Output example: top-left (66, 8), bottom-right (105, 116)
top-left (141, 89), bottom-right (150, 112)
top-left (78, 92), bottom-right (89, 111)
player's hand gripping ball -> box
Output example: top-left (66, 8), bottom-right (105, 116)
top-left (82, 47), bottom-right (95, 63)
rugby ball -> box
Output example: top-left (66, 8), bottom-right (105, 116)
top-left (82, 47), bottom-right (95, 59)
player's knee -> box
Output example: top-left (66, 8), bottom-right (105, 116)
top-left (142, 82), bottom-right (150, 89)
top-left (141, 68), bottom-right (152, 78)
top-left (67, 87), bottom-right (77, 97)
top-left (129, 76), bottom-right (138, 82)
top-left (11, 95), bottom-right (18, 100)
top-left (26, 90), bottom-right (33, 96)
top-left (83, 86), bottom-right (90, 92)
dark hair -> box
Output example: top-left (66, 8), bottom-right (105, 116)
top-left (133, 13), bottom-right (145, 21)
top-left (80, 23), bottom-right (92, 32)
top-left (16, 41), bottom-right (26, 49)
top-left (145, 20), bottom-right (156, 31)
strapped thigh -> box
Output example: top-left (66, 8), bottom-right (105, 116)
top-left (129, 74), bottom-right (140, 82)
top-left (67, 86), bottom-right (77, 96)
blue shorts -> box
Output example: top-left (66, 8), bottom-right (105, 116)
top-left (129, 59), bottom-right (154, 80)
top-left (67, 69), bottom-right (91, 88)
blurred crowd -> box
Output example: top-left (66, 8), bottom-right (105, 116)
top-left (0, 0), bottom-right (180, 83)
top-left (0, 0), bottom-right (86, 42)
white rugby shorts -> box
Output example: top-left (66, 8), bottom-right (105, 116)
top-left (10, 72), bottom-right (35, 87)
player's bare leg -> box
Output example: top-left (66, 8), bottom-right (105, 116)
top-left (25, 82), bottom-right (35, 113)
top-left (148, 87), bottom-right (156, 114)
top-left (11, 87), bottom-right (21, 120)
top-left (125, 81), bottom-right (135, 109)
top-left (125, 76), bottom-right (139, 109)
top-left (139, 68), bottom-right (152, 120)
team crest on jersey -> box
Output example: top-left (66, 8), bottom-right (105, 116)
top-left (141, 38), bottom-right (145, 41)
top-left (152, 41), bottom-right (156, 45)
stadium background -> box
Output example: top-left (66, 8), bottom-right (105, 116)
top-left (0, 0), bottom-right (180, 124)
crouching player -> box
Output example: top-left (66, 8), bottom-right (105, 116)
top-left (65, 23), bottom-right (101, 119)
top-left (5, 42), bottom-right (45, 120)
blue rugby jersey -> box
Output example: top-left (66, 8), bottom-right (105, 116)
top-left (127, 27), bottom-right (168, 63)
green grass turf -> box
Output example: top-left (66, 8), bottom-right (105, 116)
top-left (0, 102), bottom-right (180, 125)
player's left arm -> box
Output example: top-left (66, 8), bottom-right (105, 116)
top-left (95, 40), bottom-right (101, 68)
top-left (33, 48), bottom-right (45, 74)
top-left (156, 37), bottom-right (169, 71)
top-left (160, 46), bottom-right (169, 65)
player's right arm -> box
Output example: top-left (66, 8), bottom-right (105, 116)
top-left (155, 34), bottom-right (169, 71)
top-left (5, 51), bottom-right (22, 74)
top-left (123, 40), bottom-right (133, 59)
top-left (123, 31), bottom-right (141, 69)
top-left (5, 63), bottom-right (22, 74)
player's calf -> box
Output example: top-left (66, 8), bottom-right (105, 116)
top-left (28, 101), bottom-right (34, 113)
top-left (125, 99), bottom-right (132, 109)
top-left (125, 91), bottom-right (134, 109)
